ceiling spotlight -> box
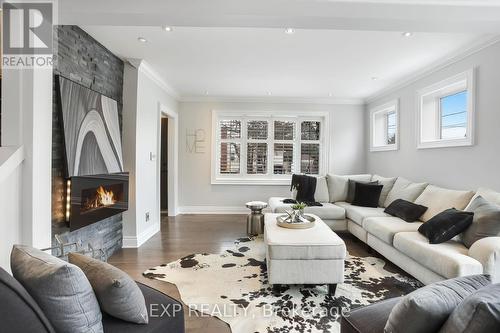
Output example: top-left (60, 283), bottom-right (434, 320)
top-left (267, 91), bottom-right (272, 96)
top-left (402, 32), bottom-right (413, 37)
top-left (137, 37), bottom-right (147, 43)
top-left (284, 28), bottom-right (295, 35)
top-left (328, 93), bottom-right (333, 97)
top-left (163, 26), bottom-right (173, 32)
top-left (204, 91), bottom-right (209, 95)
top-left (371, 77), bottom-right (379, 81)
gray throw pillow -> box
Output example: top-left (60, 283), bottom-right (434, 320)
top-left (11, 245), bottom-right (103, 333)
top-left (464, 196), bottom-right (500, 248)
top-left (372, 175), bottom-right (397, 207)
top-left (384, 275), bottom-right (491, 333)
top-left (69, 253), bottom-right (148, 324)
top-left (346, 180), bottom-right (378, 203)
top-left (440, 283), bottom-right (500, 333)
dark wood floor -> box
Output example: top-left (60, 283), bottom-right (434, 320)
top-left (109, 214), bottom-right (407, 333)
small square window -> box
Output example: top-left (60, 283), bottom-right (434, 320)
top-left (220, 120), bottom-right (241, 139)
top-left (274, 121), bottom-right (295, 140)
top-left (301, 121), bottom-right (320, 140)
top-left (370, 100), bottom-right (399, 152)
top-left (247, 121), bottom-right (268, 140)
top-left (417, 70), bottom-right (474, 149)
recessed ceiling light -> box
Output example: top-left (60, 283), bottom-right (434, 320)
top-left (402, 32), bottom-right (413, 37)
top-left (284, 28), bottom-right (295, 35)
top-left (137, 37), bottom-right (147, 43)
top-left (328, 93), bottom-right (333, 97)
top-left (371, 77), bottom-right (379, 81)
top-left (163, 26), bottom-right (173, 32)
top-left (204, 91), bottom-right (209, 95)
top-left (267, 91), bottom-right (272, 96)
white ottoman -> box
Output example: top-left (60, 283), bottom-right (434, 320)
top-left (264, 213), bottom-right (346, 295)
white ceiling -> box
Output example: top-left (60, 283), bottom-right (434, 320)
top-left (82, 26), bottom-right (490, 100)
top-left (70, 0), bottom-right (500, 101)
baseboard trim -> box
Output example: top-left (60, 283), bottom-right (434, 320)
top-left (178, 206), bottom-right (251, 214)
top-left (122, 223), bottom-right (160, 248)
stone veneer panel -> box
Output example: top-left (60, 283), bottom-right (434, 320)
top-left (52, 25), bottom-right (124, 260)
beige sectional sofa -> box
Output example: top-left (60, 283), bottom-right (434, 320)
top-left (269, 174), bottom-right (500, 285)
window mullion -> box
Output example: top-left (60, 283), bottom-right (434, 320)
top-left (295, 119), bottom-right (300, 174)
top-left (241, 118), bottom-right (247, 177)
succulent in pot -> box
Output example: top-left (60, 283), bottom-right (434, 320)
top-left (291, 202), bottom-right (306, 222)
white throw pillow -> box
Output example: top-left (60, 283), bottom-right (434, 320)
top-left (465, 188), bottom-right (500, 210)
top-left (372, 175), bottom-right (398, 208)
top-left (315, 176), bottom-right (330, 203)
top-left (414, 185), bottom-right (475, 222)
top-left (291, 176), bottom-right (329, 203)
top-left (326, 174), bottom-right (372, 203)
top-left (384, 177), bottom-right (428, 207)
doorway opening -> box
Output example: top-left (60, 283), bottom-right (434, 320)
top-left (160, 117), bottom-right (168, 213)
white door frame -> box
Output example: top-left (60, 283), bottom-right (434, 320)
top-left (157, 102), bottom-right (179, 216)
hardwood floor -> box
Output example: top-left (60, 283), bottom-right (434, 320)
top-left (109, 214), bottom-right (408, 333)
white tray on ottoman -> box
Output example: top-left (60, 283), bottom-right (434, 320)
top-left (264, 213), bottom-right (347, 295)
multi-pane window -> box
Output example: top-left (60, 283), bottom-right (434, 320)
top-left (417, 70), bottom-right (474, 149)
top-left (214, 113), bottom-right (326, 183)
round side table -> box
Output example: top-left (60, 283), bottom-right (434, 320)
top-left (246, 201), bottom-right (268, 236)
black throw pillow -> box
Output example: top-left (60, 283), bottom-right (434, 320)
top-left (385, 199), bottom-right (428, 222)
top-left (346, 180), bottom-right (379, 203)
top-left (418, 208), bottom-right (474, 244)
top-left (352, 183), bottom-right (383, 208)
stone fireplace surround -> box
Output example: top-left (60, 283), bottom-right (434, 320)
top-left (52, 25), bottom-right (125, 260)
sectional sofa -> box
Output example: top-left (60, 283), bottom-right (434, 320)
top-left (269, 174), bottom-right (500, 285)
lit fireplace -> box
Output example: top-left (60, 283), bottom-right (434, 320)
top-left (66, 173), bottom-right (129, 231)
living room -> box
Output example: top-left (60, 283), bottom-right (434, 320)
top-left (1, 1), bottom-right (500, 332)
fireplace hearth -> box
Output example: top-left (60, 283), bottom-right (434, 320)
top-left (67, 173), bottom-right (129, 231)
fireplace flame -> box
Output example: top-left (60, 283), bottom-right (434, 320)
top-left (97, 186), bottom-right (115, 206)
top-left (83, 186), bottom-right (117, 211)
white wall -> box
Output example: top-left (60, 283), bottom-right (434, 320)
top-left (122, 61), bottom-right (178, 247)
top-left (366, 41), bottom-right (500, 191)
top-left (178, 101), bottom-right (365, 211)
top-left (0, 65), bottom-right (53, 271)
top-left (0, 148), bottom-right (24, 272)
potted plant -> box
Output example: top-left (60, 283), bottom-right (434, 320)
top-left (291, 202), bottom-right (306, 222)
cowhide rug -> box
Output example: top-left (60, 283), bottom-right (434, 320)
top-left (144, 236), bottom-right (422, 333)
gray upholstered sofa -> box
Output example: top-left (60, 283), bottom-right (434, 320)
top-left (0, 267), bottom-right (185, 333)
top-left (269, 174), bottom-right (500, 285)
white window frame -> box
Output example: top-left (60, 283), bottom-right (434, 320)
top-left (416, 69), bottom-right (475, 149)
top-left (211, 110), bottom-right (329, 185)
top-left (370, 99), bottom-right (399, 152)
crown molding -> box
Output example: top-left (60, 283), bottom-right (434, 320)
top-left (178, 95), bottom-right (364, 105)
top-left (365, 34), bottom-right (500, 104)
top-left (126, 58), bottom-right (180, 99)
